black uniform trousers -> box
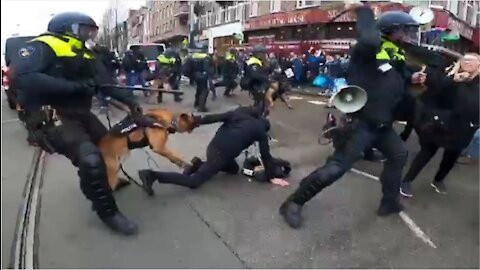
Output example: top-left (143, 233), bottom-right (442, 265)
top-left (289, 121), bottom-right (408, 207)
top-left (48, 110), bottom-right (118, 217)
top-left (194, 76), bottom-right (209, 109)
top-left (150, 144), bottom-right (239, 189)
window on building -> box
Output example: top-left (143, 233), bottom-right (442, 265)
top-left (226, 6), bottom-right (232, 21)
top-left (297, 0), bottom-right (318, 9)
top-left (270, 0), bottom-right (281, 13)
top-left (465, 0), bottom-right (476, 25)
top-left (476, 8), bottom-right (480, 27)
top-left (458, 0), bottom-right (468, 20)
top-left (249, 0), bottom-right (258, 17)
top-left (430, 1), bottom-right (447, 8)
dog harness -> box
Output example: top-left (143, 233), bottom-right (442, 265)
top-left (109, 114), bottom-right (179, 150)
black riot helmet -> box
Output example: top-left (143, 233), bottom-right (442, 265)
top-left (376, 11), bottom-right (419, 42)
top-left (199, 42), bottom-right (208, 53)
top-left (163, 48), bottom-right (176, 58)
top-left (48, 12), bottom-right (99, 42)
top-left (252, 44), bottom-right (267, 60)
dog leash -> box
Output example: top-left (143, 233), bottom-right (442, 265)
top-left (104, 102), bottom-right (145, 189)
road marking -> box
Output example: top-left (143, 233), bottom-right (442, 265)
top-left (2, 118), bottom-right (19, 123)
top-left (307, 100), bottom-right (327, 105)
top-left (289, 96), bottom-right (304, 100)
top-left (350, 168), bottom-right (437, 249)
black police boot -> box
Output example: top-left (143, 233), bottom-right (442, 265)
top-left (99, 212), bottom-right (138, 236)
top-left (174, 94), bottom-right (183, 103)
top-left (113, 177), bottom-right (131, 192)
top-left (138, 169), bottom-right (156, 196)
top-left (377, 200), bottom-right (404, 217)
top-left (279, 199), bottom-right (303, 229)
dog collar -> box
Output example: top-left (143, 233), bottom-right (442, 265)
top-left (168, 114), bottom-right (178, 134)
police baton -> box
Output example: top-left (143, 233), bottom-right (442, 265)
top-left (100, 84), bottom-right (184, 95)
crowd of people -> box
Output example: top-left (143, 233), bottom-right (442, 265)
top-left (6, 2), bottom-right (479, 237)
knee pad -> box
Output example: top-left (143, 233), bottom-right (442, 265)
top-left (301, 161), bottom-right (346, 188)
top-left (77, 142), bottom-right (107, 183)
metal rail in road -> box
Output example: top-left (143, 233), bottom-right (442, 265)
top-left (9, 148), bottom-right (47, 269)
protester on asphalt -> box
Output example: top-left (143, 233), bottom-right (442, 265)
top-left (138, 106), bottom-right (290, 192)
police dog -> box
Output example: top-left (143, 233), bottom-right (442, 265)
top-left (98, 108), bottom-right (196, 191)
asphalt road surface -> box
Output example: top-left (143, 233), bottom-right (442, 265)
top-left (1, 86), bottom-right (478, 268)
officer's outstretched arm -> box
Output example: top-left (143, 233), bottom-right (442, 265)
top-left (258, 133), bottom-right (273, 165)
top-left (11, 42), bottom-right (78, 97)
top-left (353, 6), bottom-right (380, 58)
top-left (198, 111), bottom-right (233, 125)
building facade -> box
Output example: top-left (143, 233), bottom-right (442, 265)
top-left (147, 0), bottom-right (189, 48)
top-left (402, 0), bottom-right (479, 52)
top-left (127, 7), bottom-right (149, 45)
top-left (198, 1), bottom-right (248, 54)
top-left (240, 0), bottom-right (407, 55)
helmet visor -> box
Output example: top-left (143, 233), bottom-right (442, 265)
top-left (72, 23), bottom-right (98, 41)
top-left (401, 25), bottom-right (420, 44)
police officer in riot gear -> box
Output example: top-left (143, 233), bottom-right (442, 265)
top-left (153, 48), bottom-right (181, 103)
top-left (10, 12), bottom-right (141, 235)
top-left (171, 49), bottom-right (183, 102)
top-left (279, 5), bottom-right (419, 229)
top-left (363, 10), bottom-right (427, 161)
top-left (243, 45), bottom-right (269, 114)
top-left (222, 48), bottom-right (239, 97)
top-left (184, 42), bottom-right (213, 112)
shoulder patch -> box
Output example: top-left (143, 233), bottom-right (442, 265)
top-left (18, 46), bottom-right (36, 58)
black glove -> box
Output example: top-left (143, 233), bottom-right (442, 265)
top-left (192, 115), bottom-right (202, 128)
top-left (72, 79), bottom-right (96, 96)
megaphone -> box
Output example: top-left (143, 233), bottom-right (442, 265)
top-left (329, 80), bottom-right (368, 113)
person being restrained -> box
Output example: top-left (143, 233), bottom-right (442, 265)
top-left (138, 106), bottom-right (290, 194)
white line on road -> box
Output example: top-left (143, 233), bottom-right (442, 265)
top-left (307, 100), bottom-right (327, 105)
top-left (2, 118), bottom-right (19, 124)
top-left (289, 96), bottom-right (304, 100)
top-left (350, 168), bottom-right (438, 249)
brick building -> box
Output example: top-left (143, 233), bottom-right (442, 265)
top-left (198, 1), bottom-right (249, 54)
top-left (240, 0), bottom-right (406, 55)
top-left (147, 0), bottom-right (189, 48)
top-left (239, 0), bottom-right (479, 54)
top-left (127, 7), bottom-right (149, 44)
